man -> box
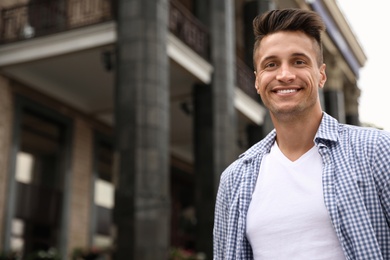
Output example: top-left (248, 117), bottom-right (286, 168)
top-left (213, 8), bottom-right (390, 259)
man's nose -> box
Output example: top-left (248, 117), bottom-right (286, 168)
top-left (276, 65), bottom-right (295, 82)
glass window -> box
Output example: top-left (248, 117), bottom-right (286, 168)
top-left (12, 107), bottom-right (68, 258)
top-left (93, 136), bottom-right (114, 248)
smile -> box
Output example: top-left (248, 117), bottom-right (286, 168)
top-left (276, 89), bottom-right (298, 94)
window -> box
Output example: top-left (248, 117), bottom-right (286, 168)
top-left (11, 106), bottom-right (70, 257)
top-left (92, 135), bottom-right (114, 248)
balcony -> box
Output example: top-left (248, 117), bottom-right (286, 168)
top-left (0, 0), bottom-right (209, 59)
top-left (0, 0), bottom-right (258, 103)
top-left (0, 0), bottom-right (113, 43)
top-left (169, 0), bottom-right (209, 61)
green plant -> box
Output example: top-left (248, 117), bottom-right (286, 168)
top-left (0, 251), bottom-right (18, 260)
top-left (72, 246), bottom-right (112, 260)
top-left (26, 248), bottom-right (61, 260)
top-left (169, 247), bottom-right (206, 260)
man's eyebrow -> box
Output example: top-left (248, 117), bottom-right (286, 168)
top-left (258, 52), bottom-right (312, 65)
top-left (291, 52), bottom-right (311, 60)
top-left (260, 53), bottom-right (310, 62)
top-left (259, 55), bottom-right (278, 65)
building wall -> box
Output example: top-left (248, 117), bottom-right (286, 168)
top-left (0, 76), bottom-right (13, 249)
top-left (0, 79), bottom-right (104, 255)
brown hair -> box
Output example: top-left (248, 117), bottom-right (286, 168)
top-left (253, 8), bottom-right (326, 67)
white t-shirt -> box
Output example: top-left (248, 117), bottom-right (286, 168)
top-left (246, 142), bottom-right (345, 259)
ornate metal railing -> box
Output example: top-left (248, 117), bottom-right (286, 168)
top-left (169, 0), bottom-right (209, 60)
top-left (0, 0), bottom-right (209, 59)
top-left (0, 0), bottom-right (113, 43)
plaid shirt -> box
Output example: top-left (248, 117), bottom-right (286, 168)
top-left (213, 113), bottom-right (390, 260)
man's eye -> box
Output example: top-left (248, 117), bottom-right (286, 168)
top-left (295, 60), bottom-right (306, 65)
top-left (265, 62), bottom-right (277, 68)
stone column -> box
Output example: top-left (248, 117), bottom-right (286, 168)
top-left (192, 0), bottom-right (237, 257)
top-left (68, 119), bottom-right (92, 254)
top-left (113, 0), bottom-right (170, 259)
top-left (324, 57), bottom-right (346, 123)
top-left (344, 80), bottom-right (361, 125)
top-left (243, 0), bottom-right (274, 69)
top-left (211, 0), bottom-right (237, 181)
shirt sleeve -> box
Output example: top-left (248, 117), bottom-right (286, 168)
top-left (381, 181), bottom-right (390, 221)
top-left (372, 131), bottom-right (390, 221)
top-left (213, 171), bottom-right (229, 259)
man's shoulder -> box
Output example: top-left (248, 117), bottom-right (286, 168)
top-left (319, 113), bottom-right (390, 146)
top-left (329, 123), bottom-right (390, 164)
top-left (339, 123), bottom-right (390, 144)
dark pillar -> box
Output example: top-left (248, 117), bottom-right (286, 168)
top-left (344, 81), bottom-right (361, 126)
top-left (114, 0), bottom-right (170, 259)
top-left (243, 0), bottom-right (274, 69)
top-left (324, 90), bottom-right (346, 123)
top-left (193, 83), bottom-right (214, 258)
top-left (324, 58), bottom-right (346, 123)
top-left (346, 114), bottom-right (360, 126)
top-left (244, 1), bottom-right (258, 69)
top-left (192, 0), bottom-right (237, 258)
top-left (194, 0), bottom-right (210, 28)
top-left (247, 124), bottom-right (263, 147)
top-left (243, 0), bottom-right (274, 135)
top-left (258, 0), bottom-right (275, 13)
top-left (319, 88), bottom-right (326, 110)
top-left (211, 0), bottom-right (237, 180)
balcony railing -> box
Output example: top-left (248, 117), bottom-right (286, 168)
top-left (0, 0), bottom-right (210, 59)
top-left (0, 0), bottom-right (113, 43)
top-left (169, 0), bottom-right (209, 60)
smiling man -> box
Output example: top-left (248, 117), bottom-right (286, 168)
top-left (213, 8), bottom-right (390, 260)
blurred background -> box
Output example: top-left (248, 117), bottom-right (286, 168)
top-left (338, 0), bottom-right (390, 131)
top-left (0, 0), bottom-right (380, 259)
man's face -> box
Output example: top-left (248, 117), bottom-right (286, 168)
top-left (254, 31), bottom-right (327, 120)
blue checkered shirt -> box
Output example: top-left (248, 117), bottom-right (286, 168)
top-left (213, 112), bottom-right (390, 259)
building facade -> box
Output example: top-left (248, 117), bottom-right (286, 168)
top-left (0, 0), bottom-right (366, 259)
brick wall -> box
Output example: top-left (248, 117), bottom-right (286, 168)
top-left (67, 118), bottom-right (93, 256)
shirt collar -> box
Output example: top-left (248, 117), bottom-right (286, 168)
top-left (314, 112), bottom-right (340, 145)
top-left (239, 112), bottom-right (339, 161)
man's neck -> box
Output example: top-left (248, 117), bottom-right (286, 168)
top-left (271, 111), bottom-right (323, 162)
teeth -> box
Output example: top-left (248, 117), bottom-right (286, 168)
top-left (277, 89), bottom-right (297, 94)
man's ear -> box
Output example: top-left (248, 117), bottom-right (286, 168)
top-left (254, 71), bottom-right (261, 94)
top-left (319, 64), bottom-right (327, 88)
top-left (255, 81), bottom-right (261, 94)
